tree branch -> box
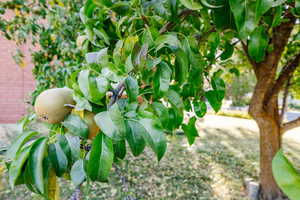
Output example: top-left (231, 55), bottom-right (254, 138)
top-left (268, 53), bottom-right (300, 99)
top-left (241, 41), bottom-right (258, 72)
top-left (279, 77), bottom-right (291, 124)
top-left (195, 27), bottom-right (216, 43)
top-left (282, 117), bottom-right (300, 133)
top-left (159, 9), bottom-right (195, 34)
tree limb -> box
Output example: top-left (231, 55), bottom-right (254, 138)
top-left (282, 117), bottom-right (300, 133)
top-left (279, 77), bottom-right (291, 124)
top-left (159, 9), bottom-right (195, 34)
top-left (268, 53), bottom-right (300, 99)
top-left (241, 41), bottom-right (258, 72)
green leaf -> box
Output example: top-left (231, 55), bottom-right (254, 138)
top-left (113, 40), bottom-right (124, 66)
top-left (155, 34), bottom-right (181, 51)
top-left (212, 76), bottom-right (226, 100)
top-left (139, 118), bottom-right (167, 161)
top-left (94, 28), bottom-right (110, 45)
top-left (113, 140), bottom-right (126, 160)
top-left (126, 120), bottom-right (146, 157)
top-left (56, 134), bottom-right (71, 164)
top-left (220, 42), bottom-right (234, 60)
top-left (84, 0), bottom-right (96, 18)
top-left (295, 0), bottom-right (300, 15)
top-left (62, 114), bottom-right (89, 138)
top-left (229, 68), bottom-right (240, 76)
top-left (212, 1), bottom-right (235, 29)
top-left (65, 134), bottom-right (81, 162)
top-left (179, 0), bottom-right (202, 10)
top-left (147, 57), bottom-right (162, 69)
top-left (78, 70), bottom-right (108, 104)
top-left (200, 0), bottom-right (224, 9)
top-left (131, 43), bottom-right (148, 68)
top-left (93, 0), bottom-right (113, 7)
top-left (48, 143), bottom-right (68, 177)
top-left (255, 0), bottom-right (286, 23)
top-left (78, 70), bottom-right (90, 99)
top-left (175, 49), bottom-right (189, 85)
top-left (94, 104), bottom-right (126, 140)
top-left (272, 150), bottom-right (300, 200)
top-left (248, 27), bottom-right (269, 62)
top-left (193, 100), bottom-right (207, 118)
top-left (124, 76), bottom-right (139, 102)
top-left (87, 134), bottom-right (114, 181)
top-left (6, 131), bottom-right (38, 160)
top-left (205, 90), bottom-right (222, 112)
top-left (154, 62), bottom-right (172, 96)
top-left (207, 32), bottom-right (220, 60)
top-left (165, 89), bottom-right (184, 111)
top-left (229, 0), bottom-right (257, 39)
top-left (73, 94), bottom-right (92, 112)
top-left (85, 48), bottom-right (109, 66)
top-left (71, 159), bottom-right (86, 187)
top-left (95, 76), bottom-right (109, 97)
top-left (152, 102), bottom-right (169, 126)
top-left (27, 137), bottom-right (48, 194)
top-left (272, 5), bottom-right (283, 27)
top-left (182, 117), bottom-right (198, 145)
top-left (9, 145), bottom-right (33, 188)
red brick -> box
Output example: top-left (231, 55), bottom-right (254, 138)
top-left (0, 36), bottom-right (35, 123)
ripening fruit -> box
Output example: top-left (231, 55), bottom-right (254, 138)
top-left (84, 111), bottom-right (100, 140)
top-left (72, 110), bottom-right (100, 140)
top-left (34, 88), bottom-right (75, 124)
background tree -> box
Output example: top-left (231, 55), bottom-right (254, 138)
top-left (0, 0), bottom-right (85, 102)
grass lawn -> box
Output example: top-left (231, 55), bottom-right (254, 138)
top-left (1, 115), bottom-right (300, 200)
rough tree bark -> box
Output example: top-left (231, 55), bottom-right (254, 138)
top-left (245, 12), bottom-right (299, 200)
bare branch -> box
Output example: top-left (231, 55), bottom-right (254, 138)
top-left (282, 117), bottom-right (300, 133)
top-left (268, 53), bottom-right (300, 98)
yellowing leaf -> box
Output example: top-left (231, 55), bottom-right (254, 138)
top-left (14, 9), bottom-right (21, 17)
top-left (72, 109), bottom-right (85, 119)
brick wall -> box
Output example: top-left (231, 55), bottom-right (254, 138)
top-left (0, 37), bottom-right (35, 123)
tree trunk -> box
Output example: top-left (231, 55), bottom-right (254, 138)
top-left (250, 88), bottom-right (284, 199)
top-left (256, 117), bottom-right (282, 200)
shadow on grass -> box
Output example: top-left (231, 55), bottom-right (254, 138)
top-left (1, 125), bottom-right (300, 200)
